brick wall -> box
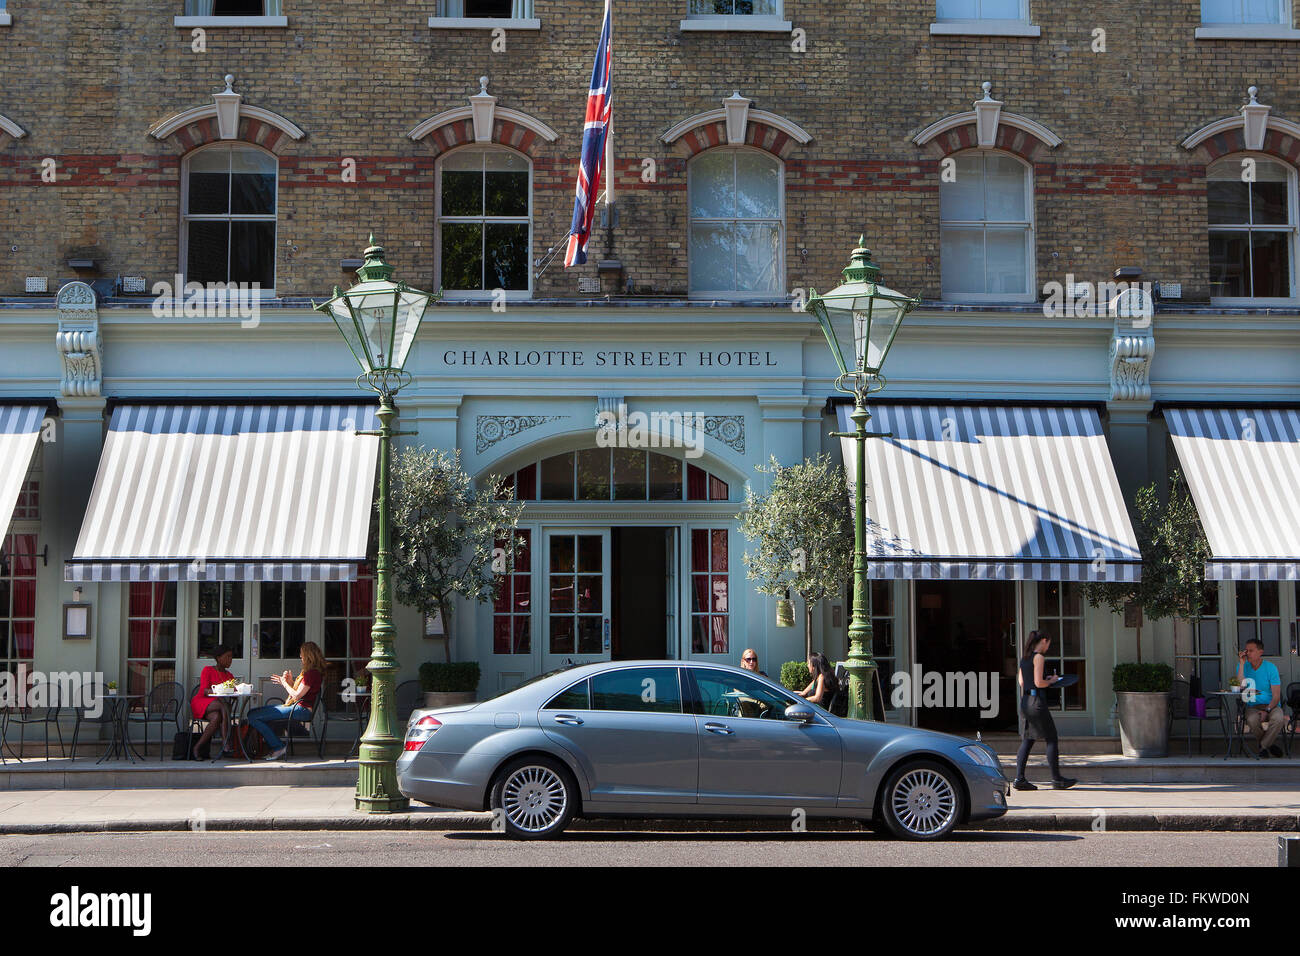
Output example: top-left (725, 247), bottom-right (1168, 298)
top-left (0, 0), bottom-right (1297, 302)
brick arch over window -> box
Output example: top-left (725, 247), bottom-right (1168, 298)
top-left (156, 114), bottom-right (300, 155)
top-left (661, 95), bottom-right (812, 160)
top-left (913, 84), bottom-right (1062, 164)
top-left (916, 121), bottom-right (1057, 164)
top-left (0, 113), bottom-right (26, 150)
top-left (407, 79), bottom-right (559, 160)
top-left (1187, 126), bottom-right (1300, 165)
top-left (148, 76), bottom-right (306, 155)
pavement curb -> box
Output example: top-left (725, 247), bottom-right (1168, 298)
top-left (2, 812), bottom-right (1297, 835)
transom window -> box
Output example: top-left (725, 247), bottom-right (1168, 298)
top-left (499, 450), bottom-right (730, 502)
top-left (1207, 157), bottom-right (1297, 301)
top-left (937, 0), bottom-right (1028, 19)
top-left (688, 0), bottom-right (782, 14)
top-left (1201, 0), bottom-right (1288, 23)
top-left (183, 144), bottom-right (277, 288)
top-left (688, 149), bottom-right (783, 297)
top-left (438, 147), bottom-right (531, 294)
top-left (940, 151), bottom-right (1034, 300)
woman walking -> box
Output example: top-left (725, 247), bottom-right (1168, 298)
top-left (1014, 630), bottom-right (1076, 791)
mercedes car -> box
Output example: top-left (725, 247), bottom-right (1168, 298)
top-left (397, 660), bottom-right (1009, 840)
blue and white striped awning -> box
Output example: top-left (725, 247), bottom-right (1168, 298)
top-left (1165, 407), bottom-right (1300, 581)
top-left (837, 404), bottom-right (1142, 581)
top-left (65, 403), bottom-right (380, 582)
top-left (0, 405), bottom-right (45, 533)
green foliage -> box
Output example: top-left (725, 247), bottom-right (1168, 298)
top-left (780, 661), bottom-right (811, 691)
top-left (739, 454), bottom-right (853, 656)
top-left (418, 661), bottom-right (482, 693)
top-left (1113, 662), bottom-right (1173, 693)
top-left (391, 447), bottom-right (524, 662)
top-left (1080, 474), bottom-right (1211, 660)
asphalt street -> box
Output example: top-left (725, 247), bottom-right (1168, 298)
top-left (0, 828), bottom-right (1282, 867)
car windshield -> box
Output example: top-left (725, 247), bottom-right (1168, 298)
top-left (481, 665), bottom-right (578, 703)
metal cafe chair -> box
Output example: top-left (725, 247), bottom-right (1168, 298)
top-left (69, 681), bottom-right (115, 762)
top-left (126, 681), bottom-right (183, 761)
top-left (1283, 682), bottom-right (1300, 758)
top-left (1, 675), bottom-right (65, 761)
top-left (265, 693), bottom-right (328, 758)
top-left (1168, 679), bottom-right (1227, 755)
top-left (395, 679), bottom-right (423, 726)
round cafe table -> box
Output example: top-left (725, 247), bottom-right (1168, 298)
top-left (208, 690), bottom-right (261, 763)
top-left (1209, 690), bottom-right (1249, 759)
top-left (96, 693), bottom-right (147, 764)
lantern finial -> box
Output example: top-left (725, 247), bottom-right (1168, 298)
top-left (357, 234), bottom-right (394, 282)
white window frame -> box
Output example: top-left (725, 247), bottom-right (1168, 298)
top-left (0, 0), bottom-right (11, 28)
top-left (939, 149), bottom-right (1036, 304)
top-left (1196, 0), bottom-right (1300, 38)
top-left (179, 142), bottom-right (279, 296)
top-left (435, 145), bottom-right (534, 301)
top-left (1207, 154), bottom-right (1300, 306)
top-left (429, 0), bottom-right (540, 29)
top-left (681, 0), bottom-right (792, 32)
top-left (687, 147), bottom-right (786, 301)
top-left (175, 0), bottom-right (287, 27)
top-left (930, 0), bottom-right (1040, 36)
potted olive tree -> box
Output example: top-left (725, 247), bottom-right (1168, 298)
top-left (1081, 475), bottom-right (1209, 757)
top-left (391, 446), bottom-right (524, 706)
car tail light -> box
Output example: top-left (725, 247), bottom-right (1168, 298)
top-left (404, 715), bottom-right (441, 752)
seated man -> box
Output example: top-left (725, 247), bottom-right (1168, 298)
top-left (1237, 638), bottom-right (1284, 757)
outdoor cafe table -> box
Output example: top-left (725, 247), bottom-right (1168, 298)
top-left (208, 689), bottom-right (261, 763)
top-left (96, 693), bottom-right (147, 764)
top-left (1209, 690), bottom-right (1250, 758)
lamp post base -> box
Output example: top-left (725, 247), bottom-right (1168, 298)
top-left (843, 652), bottom-right (877, 722)
top-left (355, 741), bottom-right (409, 813)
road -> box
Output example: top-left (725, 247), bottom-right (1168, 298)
top-left (0, 829), bottom-right (1283, 866)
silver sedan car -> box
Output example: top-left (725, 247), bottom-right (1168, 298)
top-left (397, 660), bottom-right (1008, 840)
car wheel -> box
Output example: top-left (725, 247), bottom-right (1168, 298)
top-left (879, 760), bottom-right (964, 840)
top-left (489, 755), bottom-right (577, 839)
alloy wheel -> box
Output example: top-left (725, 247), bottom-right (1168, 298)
top-left (889, 767), bottom-right (957, 837)
top-left (501, 764), bottom-right (569, 834)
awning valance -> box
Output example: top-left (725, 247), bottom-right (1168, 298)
top-left (838, 403), bottom-right (1141, 581)
top-left (65, 403), bottom-right (380, 582)
top-left (0, 406), bottom-right (45, 533)
top-left (1165, 407), bottom-right (1300, 581)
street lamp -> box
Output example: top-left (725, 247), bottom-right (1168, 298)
top-left (315, 236), bottom-right (440, 812)
top-left (805, 237), bottom-right (918, 721)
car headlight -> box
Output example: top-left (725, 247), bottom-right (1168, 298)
top-left (960, 744), bottom-right (998, 768)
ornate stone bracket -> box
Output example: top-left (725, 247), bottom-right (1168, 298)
top-left (476, 415), bottom-right (565, 454)
top-left (56, 282), bottom-right (103, 398)
top-left (1108, 297), bottom-right (1155, 402)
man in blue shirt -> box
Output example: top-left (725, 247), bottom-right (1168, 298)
top-left (1237, 638), bottom-right (1284, 757)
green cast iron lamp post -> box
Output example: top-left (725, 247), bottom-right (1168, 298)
top-left (314, 236), bottom-right (440, 812)
top-left (805, 237), bottom-right (918, 721)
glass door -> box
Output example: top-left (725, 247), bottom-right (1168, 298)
top-left (542, 530), bottom-right (611, 672)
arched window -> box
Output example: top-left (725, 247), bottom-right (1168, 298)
top-left (437, 146), bottom-right (531, 296)
top-left (1208, 156), bottom-right (1298, 302)
top-left (688, 148), bottom-right (783, 297)
top-left (182, 144), bottom-right (278, 289)
top-left (939, 151), bottom-right (1034, 301)
top-left (498, 449), bottom-right (730, 502)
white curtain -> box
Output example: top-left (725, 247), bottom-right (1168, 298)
top-left (511, 0), bottom-right (533, 17)
top-left (185, 0), bottom-right (215, 15)
top-left (439, 0), bottom-right (465, 15)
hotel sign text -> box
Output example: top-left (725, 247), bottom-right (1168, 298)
top-left (441, 349), bottom-right (782, 368)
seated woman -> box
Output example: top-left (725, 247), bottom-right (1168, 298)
top-left (191, 645), bottom-right (238, 759)
top-left (246, 641), bottom-right (326, 761)
top-left (796, 652), bottom-right (838, 709)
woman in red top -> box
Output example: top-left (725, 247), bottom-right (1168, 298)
top-left (191, 645), bottom-right (237, 759)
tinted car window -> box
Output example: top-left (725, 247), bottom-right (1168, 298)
top-left (590, 667), bottom-right (683, 714)
top-left (691, 669), bottom-right (801, 720)
top-left (543, 679), bottom-right (590, 710)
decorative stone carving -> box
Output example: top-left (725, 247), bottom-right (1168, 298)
top-left (595, 395), bottom-right (623, 430)
top-left (470, 76), bottom-right (496, 143)
top-left (56, 281), bottom-right (103, 398)
top-left (701, 415), bottom-right (745, 454)
top-left (476, 414), bottom-right (565, 453)
top-left (723, 92), bottom-right (751, 145)
top-left (973, 81), bottom-right (1002, 148)
top-left (214, 74), bottom-right (242, 140)
top-left (1241, 85), bottom-right (1270, 151)
top-left (1108, 290), bottom-right (1155, 402)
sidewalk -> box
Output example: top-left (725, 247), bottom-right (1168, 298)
top-left (0, 782), bottom-right (1295, 833)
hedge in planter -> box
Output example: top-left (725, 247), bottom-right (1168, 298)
top-left (419, 661), bottom-right (481, 694)
top-left (1113, 663), bottom-right (1173, 693)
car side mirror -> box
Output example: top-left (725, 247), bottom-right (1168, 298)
top-left (784, 703), bottom-right (817, 724)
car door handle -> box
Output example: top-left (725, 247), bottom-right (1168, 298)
top-left (552, 714), bottom-right (584, 726)
top-left (704, 722), bottom-right (734, 735)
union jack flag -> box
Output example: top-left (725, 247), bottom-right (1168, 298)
top-left (564, 0), bottom-right (612, 268)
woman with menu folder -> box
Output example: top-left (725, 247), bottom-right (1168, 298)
top-left (1012, 630), bottom-right (1077, 792)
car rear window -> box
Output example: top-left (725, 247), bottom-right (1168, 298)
top-left (589, 667), bottom-right (683, 713)
top-left (543, 679), bottom-right (590, 710)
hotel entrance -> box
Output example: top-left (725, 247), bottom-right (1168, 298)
top-left (913, 581), bottom-right (1019, 734)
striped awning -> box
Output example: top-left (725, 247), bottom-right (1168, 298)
top-left (838, 404), bottom-right (1142, 581)
top-left (0, 406), bottom-right (45, 532)
top-left (1165, 407), bottom-right (1300, 581)
top-left (65, 403), bottom-right (380, 582)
